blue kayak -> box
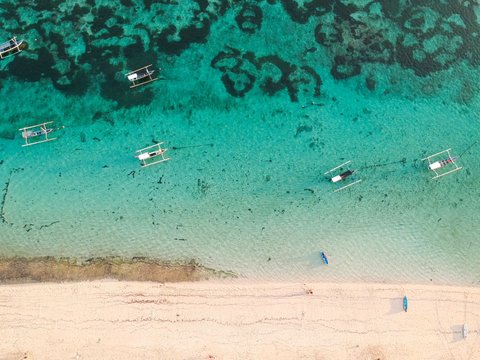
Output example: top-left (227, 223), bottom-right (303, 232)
top-left (321, 252), bottom-right (329, 265)
top-left (403, 296), bottom-right (408, 312)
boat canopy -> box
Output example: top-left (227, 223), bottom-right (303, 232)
top-left (125, 64), bottom-right (159, 88)
top-left (0, 37), bottom-right (24, 59)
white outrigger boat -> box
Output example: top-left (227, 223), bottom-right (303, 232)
top-left (19, 121), bottom-right (64, 147)
top-left (324, 160), bottom-right (362, 192)
top-left (421, 148), bottom-right (462, 179)
top-left (135, 142), bottom-right (171, 167)
top-left (126, 64), bottom-right (158, 88)
top-left (0, 37), bottom-right (26, 59)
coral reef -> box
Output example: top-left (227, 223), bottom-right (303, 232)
top-left (211, 46), bottom-right (321, 101)
top-left (0, 0), bottom-right (479, 105)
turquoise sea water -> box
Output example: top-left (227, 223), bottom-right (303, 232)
top-left (1, 0), bottom-right (479, 285)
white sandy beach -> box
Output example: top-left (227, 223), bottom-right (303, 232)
top-left (0, 280), bottom-right (479, 360)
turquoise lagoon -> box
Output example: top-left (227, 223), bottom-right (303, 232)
top-left (0, 0), bottom-right (479, 284)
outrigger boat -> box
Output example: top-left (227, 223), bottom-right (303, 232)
top-left (324, 160), bottom-right (362, 192)
top-left (421, 148), bottom-right (462, 179)
top-left (321, 252), bottom-right (329, 265)
top-left (135, 142), bottom-right (171, 167)
top-left (126, 64), bottom-right (158, 88)
top-left (19, 121), bottom-right (64, 147)
top-left (403, 296), bottom-right (408, 312)
top-left (0, 37), bottom-right (26, 59)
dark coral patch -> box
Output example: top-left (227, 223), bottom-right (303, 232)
top-left (235, 4), bottom-right (263, 34)
top-left (157, 25), bottom-right (180, 55)
top-left (120, 0), bottom-right (134, 6)
top-left (34, 0), bottom-right (63, 11)
top-left (156, 0), bottom-right (217, 57)
top-left (366, 76), bottom-right (376, 91)
top-left (2, 0), bottom-right (479, 108)
top-left (211, 47), bottom-right (258, 97)
top-left (123, 37), bottom-right (157, 70)
top-left (314, 3), bottom-right (397, 81)
top-left (298, 66), bottom-right (321, 97)
top-left (108, 26), bottom-right (124, 37)
top-left (179, 18), bottom-right (211, 45)
top-left (395, 39), bottom-right (442, 77)
top-left (100, 75), bottom-right (155, 108)
top-left (394, 3), bottom-right (469, 76)
top-left (80, 44), bottom-right (122, 75)
top-left (92, 6), bottom-right (115, 34)
top-left (211, 48), bottom-right (244, 72)
top-left (377, 0), bottom-right (403, 19)
top-left (52, 70), bottom-right (90, 96)
top-left (211, 47), bottom-right (321, 101)
top-left (332, 1), bottom-right (362, 22)
top-left (123, 37), bottom-right (150, 63)
top-left (206, 0), bottom-right (231, 19)
top-left (157, 19), bottom-right (213, 56)
top-left (280, 0), bottom-right (333, 24)
top-left (65, 4), bottom-right (90, 21)
top-left (284, 66), bottom-right (322, 101)
top-left (314, 21), bottom-right (342, 47)
top-left (331, 55), bottom-right (360, 80)
top-left (257, 55), bottom-right (293, 98)
top-left (143, 0), bottom-right (155, 10)
top-left (221, 71), bottom-right (256, 97)
top-left (9, 48), bottom-right (55, 82)
top-left (356, 33), bottom-right (394, 64)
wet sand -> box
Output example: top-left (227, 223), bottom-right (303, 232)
top-left (0, 256), bottom-right (234, 283)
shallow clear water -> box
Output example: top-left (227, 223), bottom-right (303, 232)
top-left (1, 0), bottom-right (480, 285)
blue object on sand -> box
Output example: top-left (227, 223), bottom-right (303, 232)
top-left (321, 252), bottom-right (328, 265)
top-left (403, 296), bottom-right (408, 312)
